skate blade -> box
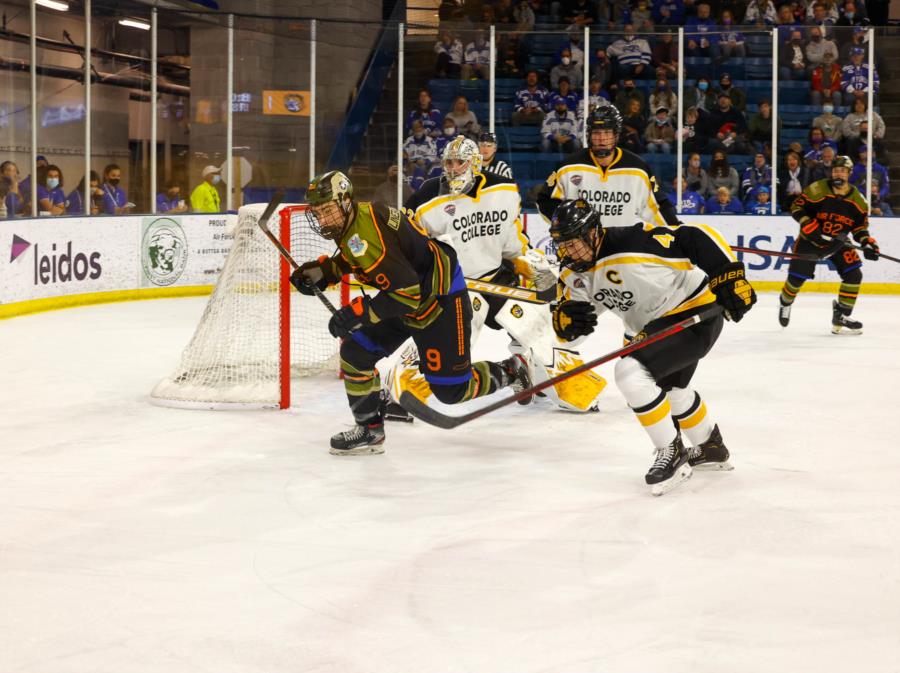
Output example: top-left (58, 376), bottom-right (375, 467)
top-left (650, 463), bottom-right (693, 496)
top-left (692, 460), bottom-right (734, 471)
top-left (831, 325), bottom-right (863, 335)
top-left (329, 443), bottom-right (386, 456)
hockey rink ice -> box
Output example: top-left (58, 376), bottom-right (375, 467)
top-left (2, 292), bottom-right (899, 673)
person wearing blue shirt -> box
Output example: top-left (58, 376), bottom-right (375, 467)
top-left (744, 185), bottom-right (776, 214)
top-left (66, 171), bottom-right (102, 215)
top-left (668, 176), bottom-right (705, 214)
top-left (705, 186), bottom-right (743, 214)
top-left (156, 179), bottom-right (189, 213)
top-left (849, 145), bottom-right (890, 200)
top-left (513, 70), bottom-right (550, 126)
top-left (1, 160), bottom-right (26, 218)
top-left (100, 163), bottom-right (130, 215)
top-left (36, 164), bottom-right (67, 215)
top-left (653, 0), bottom-right (685, 25)
top-left (551, 77), bottom-right (582, 113)
top-left (18, 154), bottom-right (48, 211)
top-left (406, 88), bottom-right (443, 139)
top-left (684, 3), bottom-right (720, 59)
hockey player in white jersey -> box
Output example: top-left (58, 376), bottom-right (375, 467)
top-left (536, 106), bottom-right (680, 228)
top-left (549, 199), bottom-right (757, 495)
top-left (383, 136), bottom-right (606, 417)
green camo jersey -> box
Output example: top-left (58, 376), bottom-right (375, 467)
top-left (324, 201), bottom-right (459, 329)
top-left (790, 179), bottom-right (871, 248)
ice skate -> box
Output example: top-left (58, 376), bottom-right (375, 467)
top-left (501, 354), bottom-right (534, 405)
top-left (831, 300), bottom-right (862, 335)
top-left (688, 425), bottom-right (733, 471)
top-left (330, 422), bottom-right (386, 455)
top-left (778, 299), bottom-right (792, 327)
top-left (380, 389), bottom-right (413, 423)
top-left (645, 434), bottom-right (692, 496)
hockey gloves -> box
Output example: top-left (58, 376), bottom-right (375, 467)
top-left (708, 262), bottom-right (757, 323)
top-left (328, 296), bottom-right (372, 339)
top-left (552, 300), bottom-right (597, 341)
top-left (290, 255), bottom-right (337, 296)
top-left (859, 235), bottom-right (880, 261)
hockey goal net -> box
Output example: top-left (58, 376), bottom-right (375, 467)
top-left (150, 203), bottom-right (348, 410)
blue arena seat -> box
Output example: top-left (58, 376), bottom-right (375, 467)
top-left (684, 57), bottom-right (714, 80)
top-left (744, 58), bottom-right (773, 79)
top-left (427, 79), bottom-right (460, 101)
top-left (495, 79), bottom-right (521, 102)
top-left (744, 34), bottom-right (773, 57)
top-left (778, 82), bottom-right (810, 105)
top-left (459, 79), bottom-right (489, 101)
top-left (779, 104), bottom-right (818, 128)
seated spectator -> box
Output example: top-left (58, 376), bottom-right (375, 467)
top-left (587, 76), bottom-right (612, 112)
top-left (614, 79), bottom-right (647, 118)
top-left (744, 0), bottom-right (777, 24)
top-left (839, 26), bottom-right (867, 63)
top-left (836, 0), bottom-right (867, 26)
top-left (715, 72), bottom-right (746, 111)
top-left (850, 145), bottom-right (890, 199)
top-left (686, 77), bottom-right (716, 113)
top-left (651, 30), bottom-right (679, 78)
top-left (552, 77), bottom-right (582, 113)
top-left (707, 150), bottom-right (741, 195)
top-left (373, 165), bottom-right (412, 209)
top-left (805, 26), bottom-right (838, 67)
top-left (813, 102), bottom-right (843, 143)
top-left (841, 46), bottom-right (879, 106)
top-left (156, 179), bottom-right (188, 213)
top-left (740, 152), bottom-right (773, 199)
top-left (776, 3), bottom-right (800, 39)
top-left (100, 164), bottom-right (130, 215)
top-left (807, 126), bottom-right (839, 160)
top-left (745, 185), bottom-right (775, 214)
top-left (445, 96), bottom-right (481, 139)
top-left (1, 160), bottom-right (25, 218)
top-left (807, 0), bottom-right (840, 25)
top-left (685, 152), bottom-right (712, 196)
top-left (685, 3), bottom-right (720, 58)
top-left (434, 31), bottom-right (463, 79)
top-left (550, 48), bottom-right (583, 89)
top-left (682, 106), bottom-right (712, 154)
top-left (621, 98), bottom-right (646, 152)
top-left (513, 71), bottom-right (550, 126)
top-left (811, 51), bottom-right (842, 106)
top-left (841, 98), bottom-right (886, 157)
top-left (407, 89), bottom-right (442, 138)
top-left (17, 154), bottom-right (49, 209)
top-left (718, 10), bottom-right (747, 61)
top-left (541, 97), bottom-right (579, 153)
top-left (648, 78), bottom-right (677, 117)
top-left (494, 0), bottom-right (517, 26)
top-left (708, 93), bottom-right (750, 154)
top-left (565, 0), bottom-right (597, 26)
top-left (748, 99), bottom-right (781, 155)
top-left (631, 0), bottom-right (654, 30)
top-left (607, 24), bottom-right (652, 80)
top-left (644, 107), bottom-right (675, 153)
top-left (36, 164), bottom-right (66, 215)
top-left (403, 121), bottom-right (439, 178)
top-left (462, 29), bottom-right (490, 80)
top-left (436, 117), bottom-right (458, 157)
top-left (653, 0), bottom-right (685, 25)
top-left (591, 47), bottom-right (615, 90)
top-left (778, 151), bottom-right (810, 210)
top-left (780, 29), bottom-right (811, 80)
top-left (670, 176), bottom-right (705, 214)
top-left (705, 185), bottom-right (744, 213)
top-left (514, 0), bottom-right (536, 32)
top-left (562, 24), bottom-right (586, 68)
top-left (809, 144), bottom-right (837, 181)
top-left (66, 170), bottom-right (102, 215)
top-left (190, 165), bottom-right (221, 213)
top-left (869, 180), bottom-right (893, 216)
top-left (497, 34), bottom-right (527, 80)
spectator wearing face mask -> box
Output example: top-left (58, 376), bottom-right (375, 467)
top-left (707, 151), bottom-right (740, 197)
top-left (718, 10), bottom-right (746, 61)
top-left (606, 24), bottom-right (652, 80)
top-left (686, 77), bottom-right (716, 112)
top-left (37, 164), bottom-right (67, 215)
top-left (780, 30), bottom-right (810, 80)
top-left (805, 26), bottom-right (838, 66)
top-left (157, 179), bottom-right (189, 213)
top-left (101, 164), bottom-right (130, 215)
top-left (435, 118), bottom-right (458, 158)
top-left (550, 48), bottom-right (584, 89)
top-left (813, 102), bottom-right (843, 142)
top-left (648, 78), bottom-right (677, 117)
top-left (644, 107), bottom-right (675, 153)
top-left (811, 51), bottom-right (842, 106)
top-left (705, 186), bottom-right (743, 214)
top-left (562, 24), bottom-right (585, 68)
top-left (836, 0), bottom-right (867, 25)
top-left (190, 166), bottom-right (222, 213)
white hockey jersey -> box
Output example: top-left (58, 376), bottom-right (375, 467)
top-left (557, 222), bottom-right (734, 337)
top-left (403, 172), bottom-right (528, 279)
top-left (537, 147), bottom-right (679, 228)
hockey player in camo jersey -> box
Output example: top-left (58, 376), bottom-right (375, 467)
top-left (549, 199), bottom-right (756, 495)
top-left (383, 136), bottom-right (607, 415)
top-left (536, 106), bottom-right (679, 228)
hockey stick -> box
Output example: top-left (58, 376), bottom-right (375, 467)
top-left (842, 244), bottom-right (900, 264)
top-left (733, 244), bottom-right (900, 264)
top-left (399, 305), bottom-right (723, 430)
top-left (465, 277), bottom-right (555, 304)
top-left (255, 191), bottom-right (340, 317)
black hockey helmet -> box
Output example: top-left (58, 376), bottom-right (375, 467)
top-left (588, 106), bottom-right (623, 157)
top-left (550, 199), bottom-right (602, 271)
top-left (477, 131), bottom-right (497, 145)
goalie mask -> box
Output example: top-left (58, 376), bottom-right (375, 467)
top-left (550, 199), bottom-right (603, 272)
top-left (306, 170), bottom-right (354, 240)
top-left (442, 135), bottom-right (482, 195)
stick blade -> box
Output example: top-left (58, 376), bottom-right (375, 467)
top-left (258, 190), bottom-right (285, 230)
top-left (398, 391), bottom-right (467, 430)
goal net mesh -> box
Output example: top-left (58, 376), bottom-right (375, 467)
top-left (150, 203), bottom-right (341, 409)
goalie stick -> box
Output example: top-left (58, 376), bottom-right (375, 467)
top-left (399, 305), bottom-right (723, 429)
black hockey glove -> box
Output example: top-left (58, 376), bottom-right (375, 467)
top-left (708, 262), bottom-right (757, 323)
top-left (859, 235), bottom-right (880, 261)
top-left (328, 296), bottom-right (372, 339)
top-left (290, 255), bottom-right (336, 296)
top-left (552, 300), bottom-right (597, 340)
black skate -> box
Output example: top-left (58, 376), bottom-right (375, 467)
top-left (688, 425), bottom-right (733, 471)
top-left (831, 300), bottom-right (862, 335)
top-left (501, 354), bottom-right (534, 405)
top-left (330, 422), bottom-right (386, 455)
top-left (380, 389), bottom-right (413, 423)
top-left (645, 434), bottom-right (692, 496)
top-left (778, 299), bottom-right (792, 327)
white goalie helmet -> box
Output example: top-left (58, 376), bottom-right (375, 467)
top-left (442, 135), bottom-right (482, 195)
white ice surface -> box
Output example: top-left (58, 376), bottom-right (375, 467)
top-left (2, 293), bottom-right (899, 673)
